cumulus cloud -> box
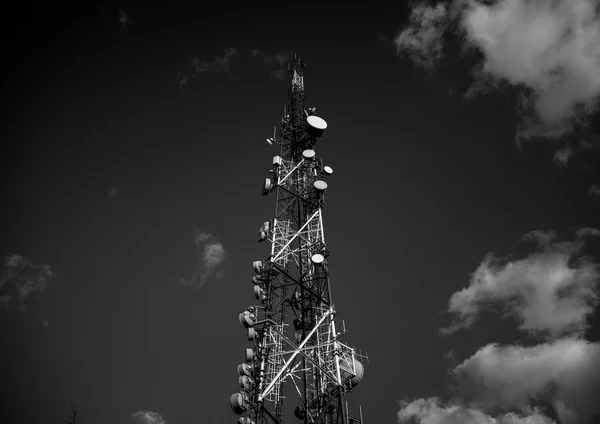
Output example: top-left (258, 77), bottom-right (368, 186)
top-left (395, 0), bottom-right (600, 145)
top-left (0, 254), bottom-right (56, 313)
top-left (131, 410), bottom-right (166, 424)
top-left (399, 227), bottom-right (600, 424)
top-left (179, 230), bottom-right (225, 288)
top-left (441, 229), bottom-right (599, 338)
top-left (453, 338), bottom-right (600, 424)
top-left (398, 398), bottom-right (556, 424)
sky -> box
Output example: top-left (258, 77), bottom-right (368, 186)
top-left (2, 1), bottom-right (600, 424)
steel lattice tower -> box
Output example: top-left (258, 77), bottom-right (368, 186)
top-left (231, 56), bottom-right (367, 424)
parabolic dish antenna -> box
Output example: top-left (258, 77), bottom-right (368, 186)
top-left (306, 115), bottom-right (327, 137)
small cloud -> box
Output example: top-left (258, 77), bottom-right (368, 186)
top-left (553, 146), bottom-right (574, 168)
top-left (192, 229), bottom-right (211, 244)
top-left (394, 2), bottom-right (450, 71)
top-left (177, 48), bottom-right (238, 87)
top-left (440, 229), bottom-right (600, 338)
top-left (180, 230), bottom-right (225, 289)
top-left (0, 255), bottom-right (56, 313)
top-left (131, 410), bottom-right (166, 424)
top-left (118, 8), bottom-right (132, 31)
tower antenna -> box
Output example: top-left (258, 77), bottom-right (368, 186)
top-left (230, 57), bottom-right (366, 424)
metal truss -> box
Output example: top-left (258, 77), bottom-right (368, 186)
top-left (231, 56), bottom-right (366, 424)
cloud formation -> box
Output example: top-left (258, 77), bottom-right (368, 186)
top-left (0, 254), bottom-right (56, 313)
top-left (398, 398), bottom-right (556, 424)
top-left (399, 228), bottom-right (600, 424)
top-left (441, 229), bottom-right (599, 338)
top-left (395, 0), bottom-right (600, 144)
top-left (192, 229), bottom-right (211, 244)
top-left (453, 338), bottom-right (600, 424)
top-left (177, 48), bottom-right (238, 87)
top-left (179, 230), bottom-right (225, 288)
top-left (131, 410), bottom-right (166, 424)
top-left (394, 3), bottom-right (452, 71)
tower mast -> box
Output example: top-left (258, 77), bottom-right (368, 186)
top-left (231, 56), bottom-right (367, 424)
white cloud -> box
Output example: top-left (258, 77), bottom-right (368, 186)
top-left (180, 230), bottom-right (225, 288)
top-left (399, 226), bottom-right (600, 424)
top-left (395, 0), bottom-right (600, 144)
top-left (177, 48), bottom-right (238, 87)
top-left (203, 242), bottom-right (225, 269)
top-left (398, 398), bottom-right (556, 424)
top-left (192, 229), bottom-right (211, 244)
top-left (0, 255), bottom-right (56, 312)
top-left (453, 339), bottom-right (600, 424)
top-left (441, 229), bottom-right (599, 338)
top-left (394, 3), bottom-right (451, 70)
top-left (131, 410), bottom-right (166, 424)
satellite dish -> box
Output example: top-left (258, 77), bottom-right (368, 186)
top-left (306, 115), bottom-right (327, 137)
top-left (230, 392), bottom-right (249, 415)
top-left (262, 178), bottom-right (273, 196)
top-left (237, 363), bottom-right (253, 377)
top-left (311, 253), bottom-right (325, 265)
top-left (258, 230), bottom-right (267, 242)
top-left (239, 312), bottom-right (256, 328)
top-left (340, 359), bottom-right (365, 389)
top-left (254, 285), bottom-right (263, 299)
top-left (313, 180), bottom-right (328, 193)
top-left (323, 166), bottom-right (333, 175)
top-left (302, 149), bottom-right (315, 160)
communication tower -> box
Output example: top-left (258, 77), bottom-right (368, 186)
top-left (230, 56), bottom-right (367, 424)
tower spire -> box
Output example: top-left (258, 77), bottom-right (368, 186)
top-left (230, 58), bottom-right (367, 424)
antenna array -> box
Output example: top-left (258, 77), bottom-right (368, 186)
top-left (230, 56), bottom-right (367, 424)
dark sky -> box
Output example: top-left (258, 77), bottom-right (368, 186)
top-left (2, 2), bottom-right (599, 424)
